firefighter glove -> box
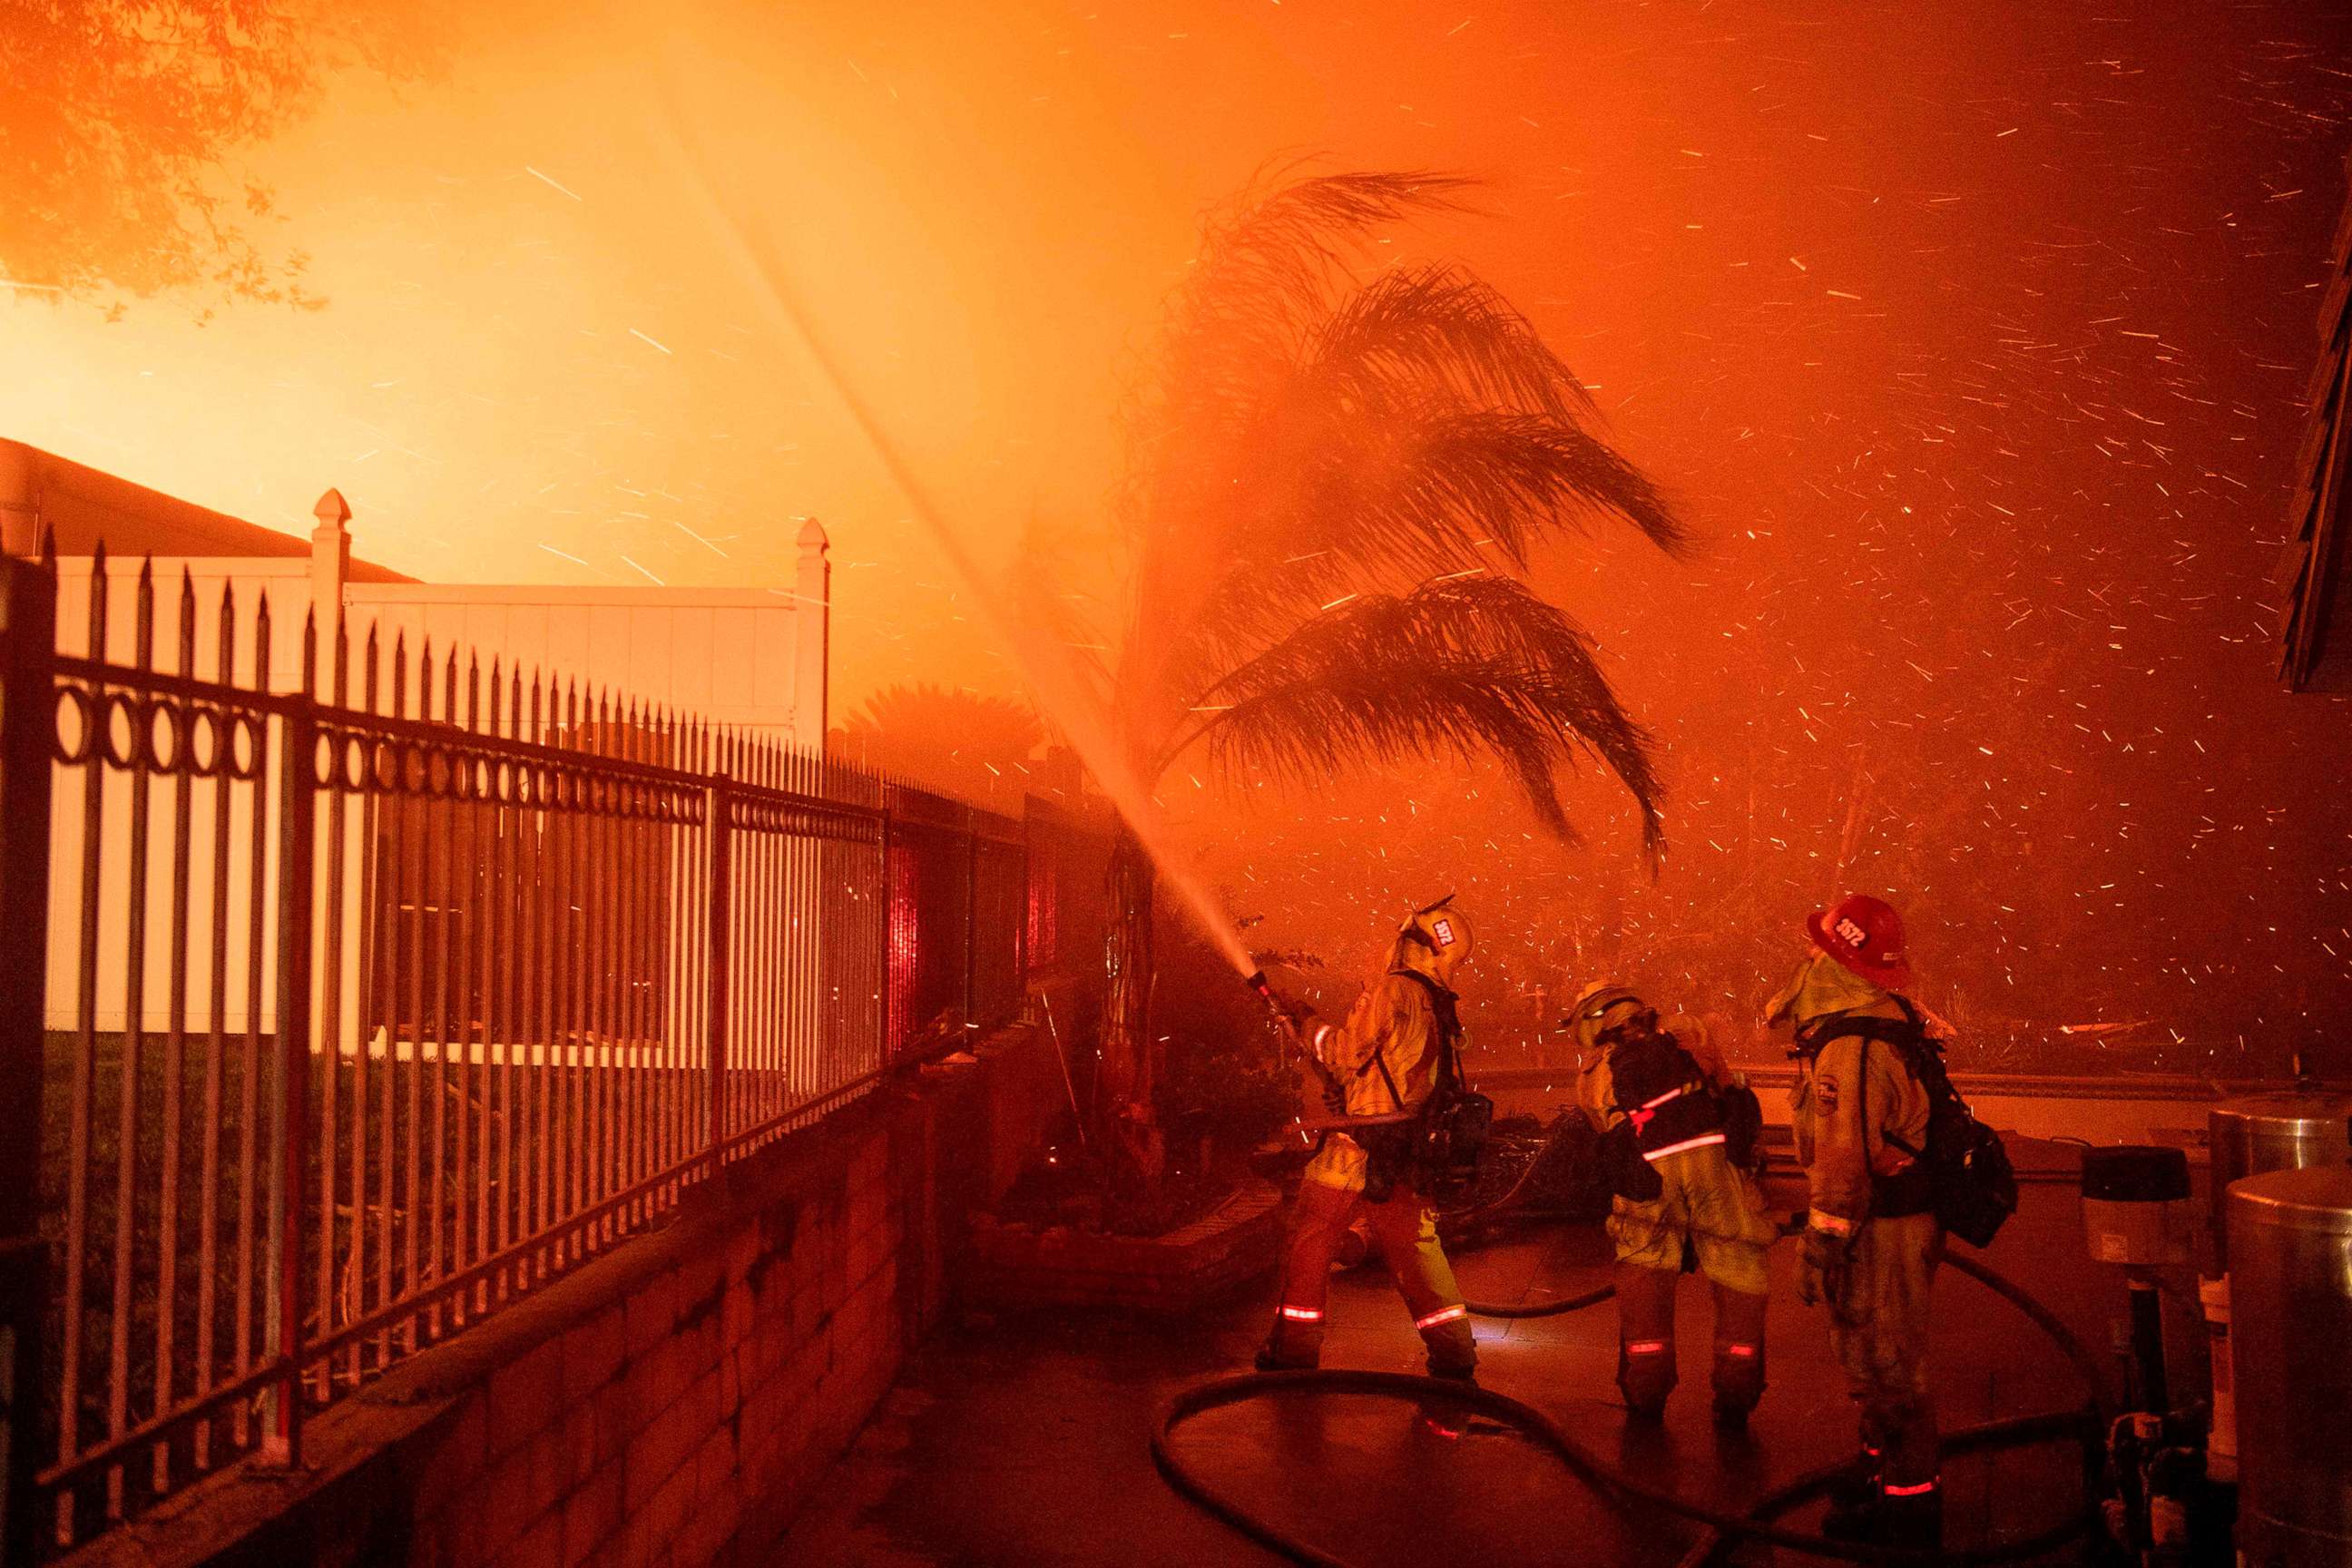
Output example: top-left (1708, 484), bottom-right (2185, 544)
top-left (1797, 1222), bottom-right (1850, 1308)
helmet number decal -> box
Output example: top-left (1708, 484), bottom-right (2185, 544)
top-left (1430, 916), bottom-right (1457, 948)
top-left (1835, 916), bottom-right (1867, 949)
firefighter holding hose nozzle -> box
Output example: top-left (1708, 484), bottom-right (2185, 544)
top-left (1567, 983), bottom-right (1774, 1427)
top-left (1255, 897), bottom-right (1481, 1383)
top-left (1769, 893), bottom-right (1944, 1550)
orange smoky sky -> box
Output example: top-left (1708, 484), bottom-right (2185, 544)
top-left (5, 1), bottom-right (2349, 1063)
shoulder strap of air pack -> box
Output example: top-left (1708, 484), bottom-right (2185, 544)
top-left (1796, 1006), bottom-right (1914, 1056)
top-left (1797, 999), bottom-right (1937, 1152)
top-left (1387, 967), bottom-right (1464, 1096)
top-left (1870, 997), bottom-right (1942, 1160)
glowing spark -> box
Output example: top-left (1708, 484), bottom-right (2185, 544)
top-left (524, 165), bottom-right (583, 201)
top-left (630, 328), bottom-right (674, 355)
top-left (668, 520), bottom-right (730, 557)
top-left (620, 554), bottom-right (665, 585)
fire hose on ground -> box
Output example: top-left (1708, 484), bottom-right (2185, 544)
top-left (1152, 1238), bottom-right (2114, 1567)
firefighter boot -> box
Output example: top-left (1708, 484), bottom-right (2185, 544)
top-left (1613, 1262), bottom-right (1679, 1420)
top-left (1826, 1432), bottom-right (1885, 1513)
top-left (1819, 1487), bottom-right (1879, 1543)
top-left (1824, 1403), bottom-right (1940, 1545)
top-left (1877, 1400), bottom-right (1943, 1549)
top-left (1828, 1481), bottom-right (1943, 1548)
top-left (1709, 1280), bottom-right (1769, 1427)
top-left (1822, 1411), bottom-right (1891, 1538)
top-left (1416, 1305), bottom-right (1478, 1383)
top-left (1875, 1482), bottom-right (1944, 1550)
top-left (1258, 1301), bottom-right (1327, 1371)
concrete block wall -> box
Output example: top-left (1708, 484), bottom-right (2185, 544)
top-left (402, 1110), bottom-right (921, 1568)
top-left (64, 1014), bottom-right (1060, 1568)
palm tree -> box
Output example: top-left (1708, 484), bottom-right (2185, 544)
top-left (1071, 169), bottom-right (1687, 1217)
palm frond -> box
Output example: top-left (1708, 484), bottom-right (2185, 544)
top-left (1120, 187), bottom-right (1681, 735)
top-left (1299, 264), bottom-right (1682, 552)
top-left (1152, 404), bottom-right (1682, 701)
top-left (1127, 173), bottom-right (1476, 568)
top-left (1305, 262), bottom-right (1600, 426)
top-left (1180, 576), bottom-right (1664, 858)
top-left (1096, 168), bottom-right (1680, 861)
top-left (1176, 169), bottom-right (1476, 351)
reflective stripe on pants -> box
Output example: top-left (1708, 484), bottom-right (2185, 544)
top-left (1266, 1177), bottom-right (1476, 1376)
top-left (1613, 1259), bottom-right (1679, 1415)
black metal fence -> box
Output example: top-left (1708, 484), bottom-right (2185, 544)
top-left (0, 545), bottom-right (1109, 1555)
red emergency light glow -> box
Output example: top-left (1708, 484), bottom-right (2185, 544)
top-left (886, 840), bottom-right (919, 1054)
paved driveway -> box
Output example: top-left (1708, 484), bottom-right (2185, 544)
top-left (775, 1149), bottom-right (2119, 1566)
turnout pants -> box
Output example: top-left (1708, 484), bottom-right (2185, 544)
top-left (1264, 1178), bottom-right (1477, 1377)
top-left (1608, 1145), bottom-right (1774, 1418)
top-left (1828, 1210), bottom-right (1943, 1497)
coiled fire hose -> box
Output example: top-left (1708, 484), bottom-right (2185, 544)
top-left (1152, 1238), bottom-right (2112, 1567)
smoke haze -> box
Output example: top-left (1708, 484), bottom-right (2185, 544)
top-left (5, 0), bottom-right (2347, 1067)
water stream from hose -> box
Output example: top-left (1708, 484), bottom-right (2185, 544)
top-left (645, 82), bottom-right (1258, 980)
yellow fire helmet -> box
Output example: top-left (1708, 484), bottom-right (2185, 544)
top-left (1564, 981), bottom-right (1647, 1055)
top-left (1393, 894), bottom-right (1474, 985)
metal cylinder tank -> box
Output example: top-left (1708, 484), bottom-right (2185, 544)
top-left (2082, 1144), bottom-right (2194, 1267)
top-left (2209, 1092), bottom-right (2352, 1254)
top-left (2229, 1159), bottom-right (2352, 1568)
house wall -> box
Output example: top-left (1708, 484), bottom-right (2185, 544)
top-left (340, 587), bottom-right (810, 748)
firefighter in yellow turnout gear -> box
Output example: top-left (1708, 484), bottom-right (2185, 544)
top-left (1569, 985), bottom-right (1774, 1425)
top-left (1259, 899), bottom-right (1480, 1381)
top-left (1770, 894), bottom-right (1944, 1551)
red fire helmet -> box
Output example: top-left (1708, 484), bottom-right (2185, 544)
top-left (1806, 893), bottom-right (1912, 989)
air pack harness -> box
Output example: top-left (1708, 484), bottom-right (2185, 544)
top-left (1351, 968), bottom-right (1493, 1206)
top-left (1793, 998), bottom-right (2018, 1248)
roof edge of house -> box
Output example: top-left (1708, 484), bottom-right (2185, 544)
top-left (1, 437), bottom-right (416, 583)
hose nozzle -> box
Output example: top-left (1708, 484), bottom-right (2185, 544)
top-left (1245, 970), bottom-right (1302, 1036)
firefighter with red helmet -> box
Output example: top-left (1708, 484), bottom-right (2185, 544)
top-left (1569, 984), bottom-right (1773, 1426)
top-left (1258, 897), bottom-right (1479, 1382)
top-left (1768, 893), bottom-right (1944, 1549)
